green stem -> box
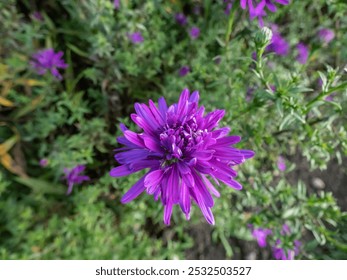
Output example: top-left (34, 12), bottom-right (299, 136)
top-left (225, 8), bottom-right (236, 45)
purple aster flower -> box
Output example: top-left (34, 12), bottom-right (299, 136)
top-left (110, 89), bottom-right (255, 225)
top-left (318, 28), bottom-right (335, 44)
top-left (113, 0), bottom-right (120, 9)
top-left (63, 165), bottom-right (90, 195)
top-left (39, 158), bottom-right (48, 167)
top-left (189, 27), bottom-right (200, 40)
top-left (296, 43), bottom-right (309, 64)
top-left (266, 30), bottom-right (289, 56)
top-left (240, 0), bottom-right (290, 26)
top-left (251, 227), bottom-right (272, 247)
top-left (277, 155), bottom-right (286, 171)
top-left (31, 48), bottom-right (68, 80)
top-left (32, 11), bottom-right (43, 21)
top-left (273, 239), bottom-right (301, 260)
top-left (128, 32), bottom-right (144, 44)
top-left (179, 66), bottom-right (190, 77)
top-left (175, 13), bottom-right (187, 26)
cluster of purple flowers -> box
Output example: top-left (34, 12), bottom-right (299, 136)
top-left (251, 224), bottom-right (301, 260)
top-left (265, 25), bottom-right (335, 64)
top-left (174, 13), bottom-right (200, 76)
top-left (264, 25), bottom-right (310, 64)
top-left (110, 89), bottom-right (254, 225)
top-left (174, 12), bottom-right (200, 40)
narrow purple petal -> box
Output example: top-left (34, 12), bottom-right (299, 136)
top-left (121, 175), bottom-right (146, 204)
top-left (179, 181), bottom-right (191, 219)
top-left (110, 165), bottom-right (134, 177)
top-left (201, 174), bottom-right (220, 197)
top-left (124, 130), bottom-right (145, 147)
top-left (163, 201), bottom-right (174, 225)
top-left (145, 169), bottom-right (164, 194)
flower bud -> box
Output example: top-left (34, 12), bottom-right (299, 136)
top-left (255, 27), bottom-right (273, 49)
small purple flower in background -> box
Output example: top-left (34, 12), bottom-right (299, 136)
top-left (39, 158), bottom-right (48, 167)
top-left (277, 155), bottom-right (286, 171)
top-left (318, 28), bottom-right (334, 44)
top-left (110, 88), bottom-right (254, 225)
top-left (296, 43), bottom-right (309, 64)
top-left (224, 1), bottom-right (233, 15)
top-left (273, 224), bottom-right (301, 260)
top-left (32, 11), bottom-right (43, 21)
top-left (273, 240), bottom-right (301, 260)
top-left (224, 0), bottom-right (234, 15)
top-left (251, 227), bottom-right (272, 247)
top-left (113, 0), bottom-right (120, 9)
top-left (281, 223), bottom-right (291, 235)
top-left (178, 66), bottom-right (190, 77)
top-left (31, 49), bottom-right (68, 80)
top-left (246, 87), bottom-right (255, 102)
top-left (266, 30), bottom-right (289, 56)
top-left (175, 13), bottom-right (187, 26)
top-left (240, 0), bottom-right (290, 26)
top-left (269, 85), bottom-right (276, 92)
top-left (64, 165), bottom-right (90, 195)
top-left (213, 56), bottom-right (222, 65)
top-left (128, 32), bottom-right (144, 44)
top-left (325, 93), bottom-right (336, 102)
top-left (193, 5), bottom-right (201, 15)
top-left (189, 27), bottom-right (200, 40)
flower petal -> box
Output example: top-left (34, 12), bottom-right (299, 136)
top-left (121, 175), bottom-right (146, 204)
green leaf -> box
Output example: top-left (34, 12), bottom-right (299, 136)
top-left (11, 95), bottom-right (44, 119)
top-left (66, 43), bottom-right (90, 58)
top-left (15, 177), bottom-right (66, 195)
top-left (276, 100), bottom-right (284, 118)
top-left (279, 114), bottom-right (295, 130)
top-left (291, 112), bottom-right (306, 124)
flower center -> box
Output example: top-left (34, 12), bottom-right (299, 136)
top-left (159, 118), bottom-right (202, 162)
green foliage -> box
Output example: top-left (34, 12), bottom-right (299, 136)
top-left (0, 0), bottom-right (346, 260)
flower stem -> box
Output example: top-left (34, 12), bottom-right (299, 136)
top-left (225, 8), bottom-right (236, 45)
